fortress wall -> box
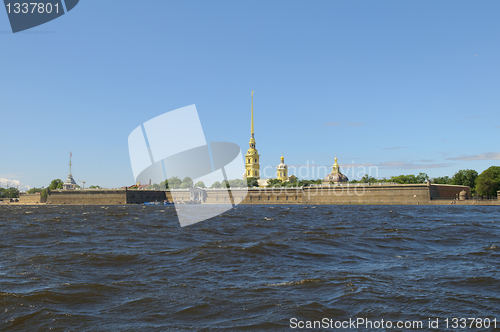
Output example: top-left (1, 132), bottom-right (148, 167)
top-left (242, 188), bottom-right (304, 204)
top-left (241, 188), bottom-right (303, 204)
top-left (429, 184), bottom-right (470, 199)
top-left (47, 190), bottom-right (128, 205)
top-left (206, 185), bottom-right (437, 205)
top-left (18, 193), bottom-right (41, 204)
top-left (303, 184), bottom-right (431, 205)
top-left (126, 190), bottom-right (167, 204)
top-left (203, 188), bottom-right (303, 204)
top-left (48, 190), bottom-right (181, 205)
top-left (43, 185), bottom-right (477, 206)
top-left (205, 189), bottom-right (231, 204)
top-left (167, 190), bottom-right (191, 203)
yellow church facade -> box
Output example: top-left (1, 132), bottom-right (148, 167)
top-left (245, 91), bottom-right (343, 186)
top-left (277, 154), bottom-right (288, 182)
top-left (243, 92), bottom-right (291, 185)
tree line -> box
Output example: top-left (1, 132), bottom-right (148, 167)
top-left (22, 179), bottom-right (102, 200)
top-left (12, 166), bottom-right (499, 199)
top-left (263, 167), bottom-right (500, 197)
top-left (142, 167), bottom-right (500, 197)
top-left (0, 187), bottom-right (20, 199)
top-left (145, 177), bottom-right (252, 190)
top-left (428, 167), bottom-right (499, 197)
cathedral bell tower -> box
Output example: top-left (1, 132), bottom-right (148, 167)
top-left (245, 91), bottom-right (260, 179)
top-left (277, 154), bottom-right (288, 181)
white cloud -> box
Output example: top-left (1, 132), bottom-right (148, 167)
top-left (0, 178), bottom-right (31, 191)
top-left (376, 161), bottom-right (451, 169)
top-left (446, 152), bottom-right (500, 161)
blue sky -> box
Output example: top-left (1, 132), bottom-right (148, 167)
top-left (1, 0), bottom-right (499, 189)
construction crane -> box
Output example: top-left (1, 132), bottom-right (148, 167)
top-left (78, 180), bottom-right (85, 189)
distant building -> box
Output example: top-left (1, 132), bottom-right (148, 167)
top-left (63, 152), bottom-right (78, 190)
top-left (257, 179), bottom-right (270, 187)
top-left (277, 154), bottom-right (288, 182)
top-left (323, 156), bottom-right (349, 184)
top-left (122, 182), bottom-right (150, 190)
top-left (63, 174), bottom-right (78, 190)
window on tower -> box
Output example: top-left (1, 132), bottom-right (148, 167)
top-left (254, 159), bottom-right (257, 163)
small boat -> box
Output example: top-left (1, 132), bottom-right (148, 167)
top-left (144, 200), bottom-right (174, 206)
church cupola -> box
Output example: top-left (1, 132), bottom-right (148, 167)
top-left (323, 155), bottom-right (349, 184)
top-left (277, 153), bottom-right (288, 181)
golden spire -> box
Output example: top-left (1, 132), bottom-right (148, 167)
top-left (251, 91), bottom-right (254, 138)
top-left (332, 154), bottom-right (339, 173)
top-left (281, 153), bottom-right (284, 163)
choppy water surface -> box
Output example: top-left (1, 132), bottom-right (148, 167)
top-left (0, 205), bottom-right (499, 331)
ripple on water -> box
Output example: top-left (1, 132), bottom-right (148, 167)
top-left (0, 204), bottom-right (499, 329)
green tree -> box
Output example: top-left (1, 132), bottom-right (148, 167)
top-left (180, 177), bottom-right (194, 189)
top-left (194, 181), bottom-right (206, 188)
top-left (7, 187), bottom-right (19, 198)
top-left (297, 179), bottom-right (319, 187)
top-left (167, 177), bottom-right (182, 189)
top-left (221, 180), bottom-right (230, 188)
top-left (267, 179), bottom-right (283, 187)
top-left (210, 181), bottom-right (221, 188)
top-left (451, 169), bottom-right (478, 194)
top-left (228, 179), bottom-right (246, 188)
top-left (0, 187), bottom-right (19, 198)
top-left (147, 183), bottom-right (161, 190)
top-left (246, 177), bottom-right (259, 188)
top-left (475, 166), bottom-right (500, 197)
top-left (360, 174), bottom-right (377, 183)
top-left (390, 174), bottom-right (419, 184)
top-left (27, 187), bottom-right (43, 194)
top-left (432, 176), bottom-right (452, 185)
top-left (416, 172), bottom-right (429, 183)
top-left (49, 179), bottom-right (64, 190)
top-left (89, 185), bottom-right (101, 189)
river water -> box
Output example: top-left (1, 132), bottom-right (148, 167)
top-left (1, 205), bottom-right (499, 331)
